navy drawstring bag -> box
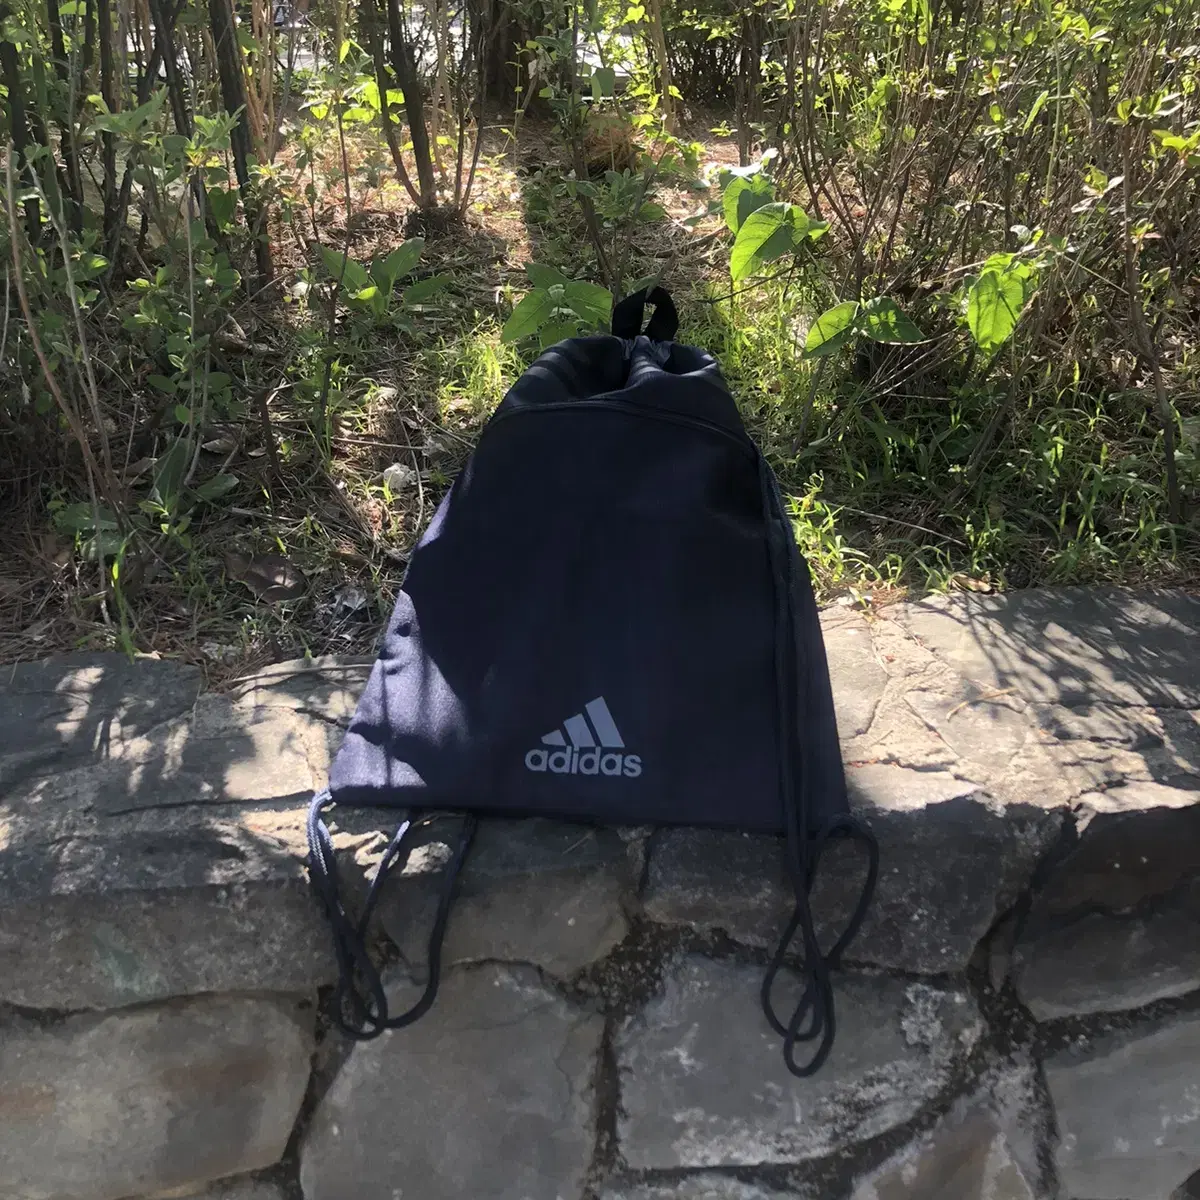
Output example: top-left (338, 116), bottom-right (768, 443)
top-left (307, 289), bottom-right (879, 1076)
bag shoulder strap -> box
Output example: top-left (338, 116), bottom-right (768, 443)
top-left (306, 792), bottom-right (477, 1039)
top-left (756, 454), bottom-right (880, 1076)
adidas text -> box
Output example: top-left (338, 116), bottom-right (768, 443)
top-left (524, 746), bottom-right (642, 777)
top-left (526, 696), bottom-right (641, 778)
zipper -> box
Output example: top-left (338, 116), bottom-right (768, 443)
top-left (487, 397), bottom-right (757, 458)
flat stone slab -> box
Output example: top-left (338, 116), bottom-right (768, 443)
top-left (0, 653), bottom-right (202, 790)
top-left (300, 964), bottom-right (604, 1200)
top-left (380, 817), bottom-right (635, 979)
top-left (824, 608), bottom-right (889, 739)
top-left (1010, 786), bottom-right (1200, 1018)
top-left (0, 995), bottom-right (313, 1200)
top-left (644, 765), bottom-right (1058, 973)
top-left (1045, 1011), bottom-right (1200, 1200)
top-left (898, 588), bottom-right (1200, 709)
top-left (0, 657), bottom-right (372, 1010)
top-left (617, 957), bottom-right (982, 1168)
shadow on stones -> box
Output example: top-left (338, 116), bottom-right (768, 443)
top-left (911, 586), bottom-right (1200, 715)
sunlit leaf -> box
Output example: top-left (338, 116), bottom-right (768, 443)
top-left (967, 269), bottom-right (1025, 353)
top-left (804, 301), bottom-right (860, 357)
top-left (501, 289), bottom-right (556, 342)
top-left (721, 173), bottom-right (773, 233)
top-left (563, 280), bottom-right (612, 328)
top-left (729, 202), bottom-right (809, 282)
top-left (373, 238), bottom-right (424, 286)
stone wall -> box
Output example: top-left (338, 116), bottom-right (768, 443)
top-left (2, 587), bottom-right (1199, 1200)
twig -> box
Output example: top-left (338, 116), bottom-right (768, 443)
top-left (5, 146), bottom-right (118, 518)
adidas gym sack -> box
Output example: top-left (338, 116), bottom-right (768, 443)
top-left (307, 288), bottom-right (878, 1077)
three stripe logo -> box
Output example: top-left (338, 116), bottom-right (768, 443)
top-left (525, 697), bottom-right (642, 778)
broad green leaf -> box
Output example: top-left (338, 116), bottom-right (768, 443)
top-left (373, 238), bottom-right (424, 286)
top-left (804, 302), bottom-right (860, 357)
top-left (967, 269), bottom-right (1025, 353)
top-left (151, 437), bottom-right (190, 514)
top-left (538, 319), bottom-right (580, 348)
top-left (147, 373), bottom-right (176, 393)
top-left (592, 67), bottom-right (616, 100)
top-left (402, 273), bottom-right (452, 304)
top-left (320, 245), bottom-right (369, 292)
top-left (563, 280), bottom-right (613, 328)
top-left (730, 202), bottom-right (809, 282)
top-left (207, 185), bottom-right (237, 229)
top-left (353, 285), bottom-right (381, 304)
top-left (859, 297), bottom-right (924, 344)
top-left (721, 173), bottom-right (773, 233)
top-left (501, 290), bottom-right (556, 342)
top-left (191, 473), bottom-right (239, 502)
top-left (526, 262), bottom-right (571, 289)
top-left (173, 404), bottom-right (191, 425)
top-left (206, 372), bottom-right (232, 391)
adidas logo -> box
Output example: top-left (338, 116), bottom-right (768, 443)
top-left (524, 697), bottom-right (642, 778)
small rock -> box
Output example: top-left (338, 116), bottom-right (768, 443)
top-left (300, 965), bottom-right (603, 1200)
top-left (382, 462), bottom-right (416, 491)
top-left (0, 996), bottom-right (313, 1200)
top-left (1045, 1010), bottom-right (1200, 1200)
top-left (617, 958), bottom-right (981, 1168)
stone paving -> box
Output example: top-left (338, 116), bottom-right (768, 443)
top-left (1, 586), bottom-right (1199, 1200)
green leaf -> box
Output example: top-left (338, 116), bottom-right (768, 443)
top-left (501, 290), bottom-right (556, 342)
top-left (859, 297), bottom-right (924, 344)
top-left (191, 473), bottom-right (239, 502)
top-left (967, 269), bottom-right (1025, 353)
top-left (320, 245), bottom-right (369, 292)
top-left (151, 437), bottom-right (190, 514)
top-left (526, 262), bottom-right (571, 289)
top-left (804, 302), bottom-right (861, 357)
top-left (730, 202), bottom-right (809, 282)
top-left (1023, 89), bottom-right (1049, 133)
top-left (371, 238), bottom-right (425, 287)
top-left (205, 372), bottom-right (232, 391)
top-left (592, 66), bottom-right (616, 100)
top-left (147, 373), bottom-right (176, 393)
top-left (722, 174), bottom-right (774, 233)
top-left (563, 280), bottom-right (613, 328)
top-left (402, 273), bottom-right (452, 304)
top-left (538, 318), bottom-right (580, 348)
top-left (173, 404), bottom-right (191, 425)
top-left (622, 3), bottom-right (645, 20)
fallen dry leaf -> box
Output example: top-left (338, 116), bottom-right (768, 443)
top-left (224, 550), bottom-right (307, 603)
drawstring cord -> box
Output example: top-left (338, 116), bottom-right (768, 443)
top-left (306, 791), bottom-right (477, 1040)
top-left (757, 456), bottom-right (880, 1076)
